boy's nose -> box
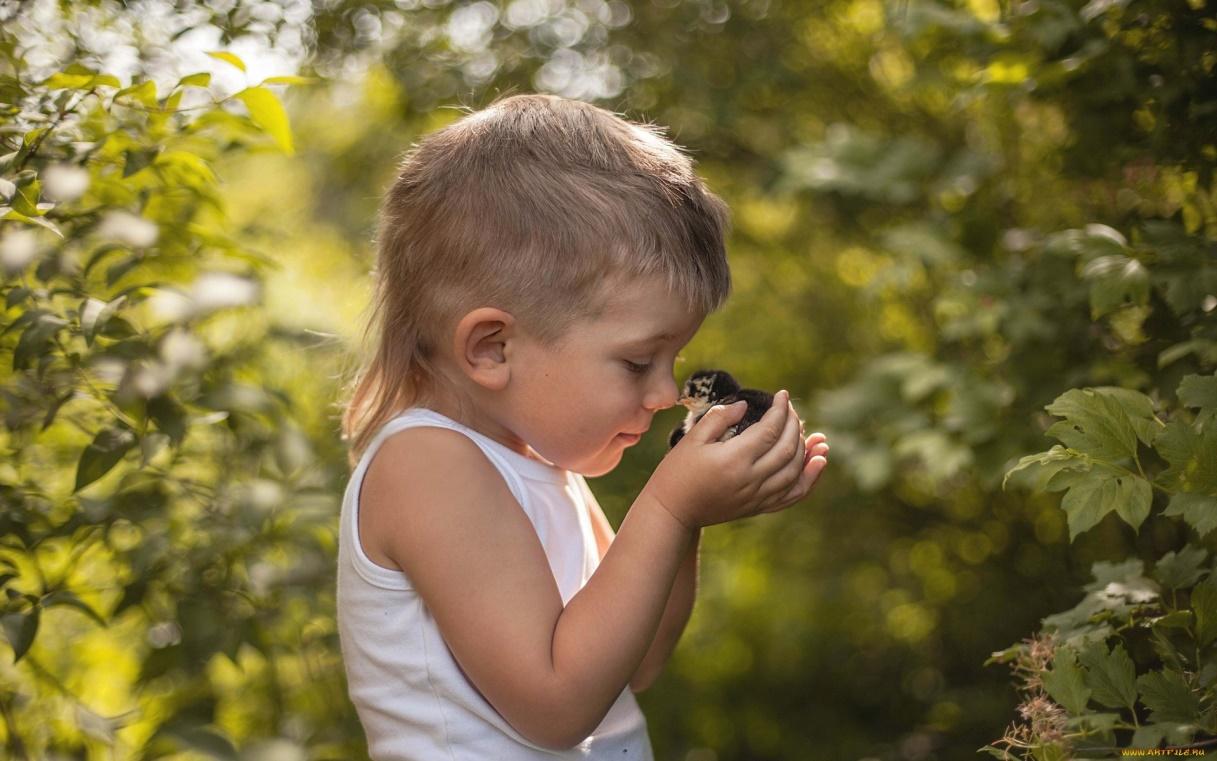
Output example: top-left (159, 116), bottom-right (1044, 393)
top-left (645, 376), bottom-right (680, 411)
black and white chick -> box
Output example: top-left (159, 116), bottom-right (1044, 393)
top-left (668, 369), bottom-right (775, 448)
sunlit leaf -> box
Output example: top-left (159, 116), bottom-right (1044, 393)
top-left (41, 589), bottom-right (107, 627)
top-left (115, 80), bottom-right (157, 107)
top-left (74, 427), bottom-right (138, 492)
top-left (260, 75), bottom-right (318, 86)
top-left (177, 72), bottom-right (211, 89)
top-left (205, 51), bottom-right (246, 72)
top-left (235, 86), bottom-right (294, 154)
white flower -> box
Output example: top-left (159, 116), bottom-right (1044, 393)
top-left (40, 163), bottom-right (91, 202)
top-left (146, 288), bottom-right (193, 323)
top-left (0, 228), bottom-right (39, 274)
top-left (190, 271), bottom-right (260, 312)
top-left (97, 210), bottom-right (159, 248)
top-left (160, 328), bottom-right (208, 371)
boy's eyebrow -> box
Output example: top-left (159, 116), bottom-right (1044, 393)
top-left (618, 331), bottom-right (678, 347)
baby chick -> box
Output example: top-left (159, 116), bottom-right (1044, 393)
top-left (668, 369), bottom-right (776, 448)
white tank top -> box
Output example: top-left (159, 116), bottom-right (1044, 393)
top-left (337, 407), bottom-right (653, 761)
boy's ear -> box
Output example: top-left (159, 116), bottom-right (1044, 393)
top-left (452, 307), bottom-right (515, 390)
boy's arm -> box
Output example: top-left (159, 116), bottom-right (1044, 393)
top-left (375, 430), bottom-right (696, 750)
top-left (583, 479), bottom-right (700, 693)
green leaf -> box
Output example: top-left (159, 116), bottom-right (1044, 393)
top-left (74, 427), bottom-right (138, 492)
top-left (1137, 669), bottom-right (1200, 724)
top-left (148, 395), bottom-right (187, 447)
top-left (1081, 254), bottom-right (1149, 319)
top-left (205, 51), bottom-right (246, 72)
top-left (1131, 721), bottom-right (1191, 749)
top-left (1151, 610), bottom-right (1194, 629)
top-left (1044, 388), bottom-right (1139, 462)
top-left (1064, 711), bottom-right (1123, 731)
top-left (1153, 546), bottom-right (1209, 590)
top-left (1151, 628), bottom-right (1188, 674)
top-left (1046, 464), bottom-right (1152, 539)
top-left (1159, 339), bottom-right (1217, 369)
top-left (1155, 420), bottom-right (1217, 494)
top-left (42, 70), bottom-right (121, 90)
top-left (234, 86), bottom-right (294, 154)
top-left (41, 590), bottom-right (107, 627)
top-left (1078, 640), bottom-right (1137, 710)
top-left (140, 432), bottom-right (171, 467)
top-left (176, 72), bottom-right (211, 89)
top-left (1, 608), bottom-right (39, 662)
top-left (1193, 575), bottom-right (1217, 647)
top-left (1179, 374), bottom-right (1217, 412)
top-left (1002, 444), bottom-right (1087, 490)
top-left (1113, 474), bottom-right (1153, 534)
top-left (105, 254), bottom-right (143, 287)
top-left (13, 311), bottom-right (67, 371)
top-left (5, 286), bottom-right (30, 309)
top-left (260, 75), bottom-right (318, 86)
top-left (153, 150), bottom-right (216, 186)
top-left (10, 178), bottom-right (40, 216)
top-left (3, 208), bottom-right (63, 237)
top-left (115, 80), bottom-right (157, 107)
top-left (1092, 386), bottom-right (1160, 446)
top-left (123, 146), bottom-right (162, 177)
top-left (41, 390), bottom-right (75, 432)
top-left (1164, 493), bottom-right (1217, 538)
top-left (1042, 649), bottom-right (1091, 714)
top-left (80, 294), bottom-right (127, 346)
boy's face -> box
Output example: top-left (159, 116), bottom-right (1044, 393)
top-left (504, 277), bottom-right (704, 477)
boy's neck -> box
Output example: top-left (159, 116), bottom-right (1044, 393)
top-left (418, 385), bottom-right (556, 467)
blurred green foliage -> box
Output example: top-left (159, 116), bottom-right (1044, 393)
top-left (2, 0), bottom-right (1216, 760)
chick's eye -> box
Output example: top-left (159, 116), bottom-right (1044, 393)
top-left (623, 360), bottom-right (651, 374)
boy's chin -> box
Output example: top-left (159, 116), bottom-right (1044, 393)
top-left (570, 449), bottom-right (625, 478)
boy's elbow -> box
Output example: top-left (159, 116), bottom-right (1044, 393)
top-left (528, 730), bottom-right (588, 753)
top-left (510, 682), bottom-right (600, 751)
top-left (522, 714), bottom-right (595, 752)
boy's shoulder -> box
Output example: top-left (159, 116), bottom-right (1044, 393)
top-left (359, 424), bottom-right (514, 567)
top-left (364, 423), bottom-right (504, 501)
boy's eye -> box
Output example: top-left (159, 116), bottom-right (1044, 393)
top-left (623, 360), bottom-right (651, 374)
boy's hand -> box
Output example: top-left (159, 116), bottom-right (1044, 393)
top-left (643, 390), bottom-right (830, 530)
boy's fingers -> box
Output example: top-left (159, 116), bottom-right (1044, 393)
top-left (737, 390), bottom-right (790, 461)
top-left (803, 437), bottom-right (829, 465)
top-left (762, 454), bottom-right (828, 513)
top-left (755, 402), bottom-right (805, 479)
top-left (690, 399), bottom-right (748, 444)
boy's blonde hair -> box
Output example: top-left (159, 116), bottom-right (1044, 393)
top-left (339, 93), bottom-right (732, 467)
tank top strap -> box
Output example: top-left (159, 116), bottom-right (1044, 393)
top-left (370, 408), bottom-right (569, 485)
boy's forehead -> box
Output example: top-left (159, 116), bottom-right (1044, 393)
top-left (582, 273), bottom-right (704, 340)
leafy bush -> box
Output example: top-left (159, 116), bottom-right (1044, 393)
top-left (0, 23), bottom-right (359, 759)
